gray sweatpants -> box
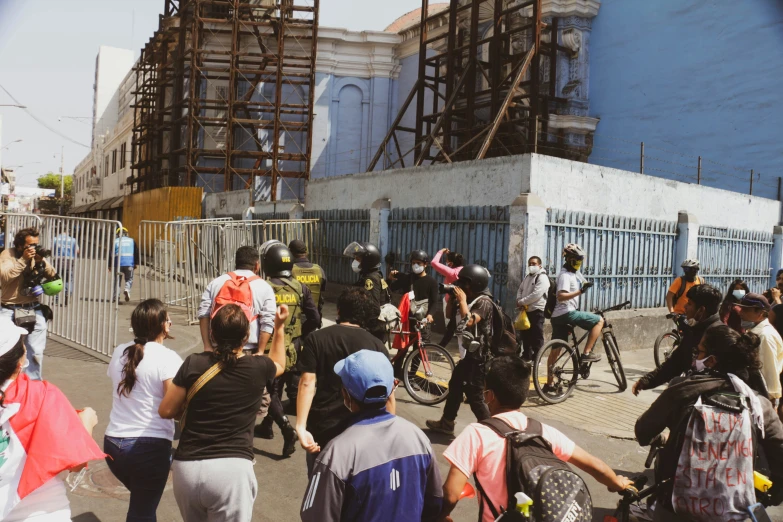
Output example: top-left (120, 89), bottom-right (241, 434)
top-left (172, 458), bottom-right (257, 522)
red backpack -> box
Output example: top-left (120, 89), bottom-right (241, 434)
top-left (211, 272), bottom-right (261, 321)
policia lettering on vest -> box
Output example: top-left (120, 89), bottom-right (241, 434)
top-left (256, 241), bottom-right (320, 457)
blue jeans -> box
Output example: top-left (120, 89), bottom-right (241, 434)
top-left (104, 436), bottom-right (172, 522)
top-left (0, 307), bottom-right (47, 380)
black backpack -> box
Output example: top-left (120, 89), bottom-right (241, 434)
top-left (480, 297), bottom-right (519, 357)
top-left (543, 276), bottom-right (558, 319)
top-left (474, 418), bottom-right (592, 522)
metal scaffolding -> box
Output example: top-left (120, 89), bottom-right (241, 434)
top-left (369, 0), bottom-right (580, 171)
top-left (131, 0), bottom-right (319, 201)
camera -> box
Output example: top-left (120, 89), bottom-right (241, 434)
top-left (34, 245), bottom-right (52, 258)
top-left (439, 283), bottom-right (457, 296)
top-left (21, 262), bottom-right (48, 297)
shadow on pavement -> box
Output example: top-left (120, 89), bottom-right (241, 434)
top-left (253, 447), bottom-right (293, 462)
top-left (72, 513), bottom-right (102, 522)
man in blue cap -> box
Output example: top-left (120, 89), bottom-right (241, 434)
top-left (300, 350), bottom-right (443, 522)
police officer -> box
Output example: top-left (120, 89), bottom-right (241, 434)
top-left (255, 241), bottom-right (320, 457)
top-left (289, 239), bottom-right (326, 323)
top-left (110, 227), bottom-right (139, 304)
top-left (343, 241), bottom-right (390, 340)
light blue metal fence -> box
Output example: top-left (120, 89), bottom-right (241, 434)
top-left (545, 209), bottom-right (677, 310)
top-left (304, 209), bottom-right (371, 285)
top-left (697, 226), bottom-right (773, 294)
top-left (388, 206), bottom-right (510, 309)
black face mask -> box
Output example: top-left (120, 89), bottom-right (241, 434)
top-left (684, 270), bottom-right (697, 282)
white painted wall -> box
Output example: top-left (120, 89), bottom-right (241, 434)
top-left (204, 190), bottom-right (253, 218)
top-left (305, 153), bottom-right (780, 232)
top-left (530, 154), bottom-right (780, 231)
top-left (92, 46), bottom-right (134, 148)
top-left (305, 155), bottom-right (530, 211)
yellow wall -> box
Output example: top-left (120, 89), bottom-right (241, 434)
top-left (123, 187), bottom-right (203, 246)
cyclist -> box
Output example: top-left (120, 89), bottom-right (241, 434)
top-left (343, 241), bottom-right (390, 341)
top-left (387, 250), bottom-right (438, 377)
top-left (549, 243), bottom-right (601, 368)
top-left (667, 259), bottom-right (702, 315)
top-left (633, 284), bottom-right (723, 396)
top-left (635, 325), bottom-right (783, 520)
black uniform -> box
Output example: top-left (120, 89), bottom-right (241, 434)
top-left (354, 269), bottom-right (389, 341)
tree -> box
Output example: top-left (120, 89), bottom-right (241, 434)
top-left (37, 172), bottom-right (73, 215)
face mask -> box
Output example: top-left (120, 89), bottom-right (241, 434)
top-left (684, 271), bottom-right (697, 282)
top-left (20, 357), bottom-right (29, 371)
top-left (741, 320), bottom-right (756, 329)
top-left (528, 265), bottom-right (541, 276)
top-left (693, 356), bottom-right (713, 373)
top-left (343, 396), bottom-right (352, 412)
top-left (569, 259), bottom-right (582, 271)
top-left (351, 260), bottom-right (362, 273)
top-left (412, 264), bottom-right (425, 275)
top-left (732, 290), bottom-right (746, 300)
top-left (686, 318), bottom-right (697, 327)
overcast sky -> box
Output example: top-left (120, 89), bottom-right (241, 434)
top-left (0, 0), bottom-right (423, 187)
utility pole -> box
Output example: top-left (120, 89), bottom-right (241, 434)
top-left (59, 146), bottom-right (64, 215)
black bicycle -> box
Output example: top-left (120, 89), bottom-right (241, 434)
top-left (533, 301), bottom-right (630, 404)
top-left (653, 313), bottom-right (684, 368)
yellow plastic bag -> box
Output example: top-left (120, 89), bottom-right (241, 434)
top-left (514, 309), bottom-right (531, 331)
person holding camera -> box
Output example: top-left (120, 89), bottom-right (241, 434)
top-left (0, 228), bottom-right (57, 380)
top-left (426, 265), bottom-right (499, 435)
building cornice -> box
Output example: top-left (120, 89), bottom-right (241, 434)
top-left (547, 114), bottom-right (600, 134)
top-left (316, 28), bottom-right (402, 78)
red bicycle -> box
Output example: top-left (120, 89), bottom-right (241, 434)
top-left (387, 319), bottom-right (455, 405)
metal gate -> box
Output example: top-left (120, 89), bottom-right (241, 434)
top-left (545, 209), bottom-right (677, 310)
top-left (1, 213), bottom-right (122, 359)
top-left (304, 209), bottom-right (370, 285)
top-left (697, 226), bottom-right (773, 293)
top-left (388, 206), bottom-right (510, 309)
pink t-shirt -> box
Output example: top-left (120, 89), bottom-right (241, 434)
top-left (443, 411), bottom-right (576, 522)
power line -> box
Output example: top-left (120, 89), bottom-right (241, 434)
top-left (0, 83), bottom-right (90, 148)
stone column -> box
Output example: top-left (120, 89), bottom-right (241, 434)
top-left (674, 212), bottom-right (699, 276)
top-left (289, 202), bottom-right (305, 220)
top-left (770, 226), bottom-right (783, 288)
top-left (370, 198), bottom-right (391, 272)
top-left (508, 193), bottom-right (547, 308)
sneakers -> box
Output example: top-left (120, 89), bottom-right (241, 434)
top-left (281, 418), bottom-right (298, 457)
top-left (581, 351), bottom-right (602, 363)
top-left (254, 417), bottom-right (275, 440)
top-left (425, 418), bottom-right (455, 435)
top-left (542, 383), bottom-right (558, 395)
top-left (124, 290), bottom-right (130, 303)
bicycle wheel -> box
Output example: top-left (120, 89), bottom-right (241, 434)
top-left (533, 340), bottom-right (579, 404)
top-left (654, 331), bottom-right (679, 368)
top-left (603, 332), bottom-right (627, 391)
top-left (403, 343), bottom-right (455, 405)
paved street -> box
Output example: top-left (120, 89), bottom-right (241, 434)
top-left (43, 293), bottom-right (783, 521)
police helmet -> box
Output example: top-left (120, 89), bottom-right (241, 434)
top-left (343, 242), bottom-right (381, 271)
top-left (409, 250), bottom-right (429, 264)
top-left (456, 264), bottom-right (490, 294)
top-left (262, 243), bottom-right (294, 278)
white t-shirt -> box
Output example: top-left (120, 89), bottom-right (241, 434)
top-left (552, 268), bottom-right (585, 318)
top-left (4, 477), bottom-right (70, 521)
top-left (106, 341), bottom-right (183, 440)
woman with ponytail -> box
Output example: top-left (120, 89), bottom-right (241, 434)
top-left (0, 318), bottom-right (103, 521)
top-left (159, 303), bottom-right (288, 522)
top-left (105, 299), bottom-right (182, 522)
top-left (636, 325), bottom-right (783, 518)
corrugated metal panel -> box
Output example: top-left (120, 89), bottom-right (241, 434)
top-left (697, 226), bottom-right (773, 293)
top-left (545, 209), bottom-right (677, 310)
top-left (388, 206), bottom-right (511, 310)
top-left (304, 209), bottom-right (370, 285)
top-left (123, 187), bottom-right (203, 244)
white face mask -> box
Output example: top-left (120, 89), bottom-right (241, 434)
top-left (351, 260), bottom-right (362, 273)
top-left (686, 318), bottom-right (697, 327)
top-left (693, 355), bottom-right (712, 373)
top-left (732, 289), bottom-right (746, 300)
top-left (412, 264), bottom-right (425, 275)
top-left (528, 265), bottom-right (541, 276)
top-left (20, 357), bottom-right (29, 371)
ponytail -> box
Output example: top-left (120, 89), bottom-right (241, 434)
top-left (118, 340), bottom-right (146, 397)
top-left (119, 299), bottom-right (169, 397)
top-left (210, 304), bottom-right (249, 370)
top-left (447, 251), bottom-right (464, 268)
top-left (703, 325), bottom-right (762, 374)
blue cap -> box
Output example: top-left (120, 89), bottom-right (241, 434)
top-left (334, 350), bottom-right (394, 404)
